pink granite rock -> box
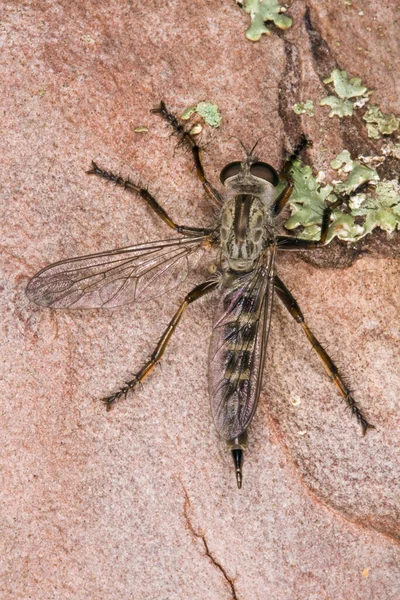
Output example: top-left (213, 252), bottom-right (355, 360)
top-left (1, 1), bottom-right (399, 598)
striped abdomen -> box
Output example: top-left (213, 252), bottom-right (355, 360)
top-left (208, 266), bottom-right (272, 441)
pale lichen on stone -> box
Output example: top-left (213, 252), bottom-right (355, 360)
top-left (382, 141), bottom-right (400, 160)
top-left (350, 180), bottom-right (400, 236)
top-left (330, 150), bottom-right (379, 189)
top-left (238, 0), bottom-right (292, 41)
top-left (320, 96), bottom-right (355, 118)
top-left (189, 123), bottom-right (203, 135)
top-left (362, 105), bottom-right (400, 139)
top-left (181, 102), bottom-right (222, 128)
top-left (284, 162), bottom-right (334, 241)
top-left (292, 100), bottom-right (314, 117)
top-left (323, 70), bottom-right (368, 99)
top-left (284, 150), bottom-right (399, 242)
top-left (320, 69), bottom-right (370, 118)
top-left (195, 102), bottom-right (222, 127)
top-left (180, 105), bottom-right (197, 121)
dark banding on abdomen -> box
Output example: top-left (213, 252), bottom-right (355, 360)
top-left (219, 281), bottom-right (261, 431)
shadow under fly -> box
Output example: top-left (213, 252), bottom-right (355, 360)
top-left (26, 101), bottom-right (375, 489)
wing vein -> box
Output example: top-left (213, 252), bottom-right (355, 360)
top-left (27, 234), bottom-right (211, 308)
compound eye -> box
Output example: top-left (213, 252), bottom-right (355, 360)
top-left (220, 162), bottom-right (241, 184)
top-left (250, 162), bottom-right (279, 186)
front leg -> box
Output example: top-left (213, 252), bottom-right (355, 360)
top-left (272, 135), bottom-right (311, 216)
top-left (151, 101), bottom-right (222, 207)
top-left (274, 275), bottom-right (375, 435)
top-left (87, 161), bottom-right (212, 237)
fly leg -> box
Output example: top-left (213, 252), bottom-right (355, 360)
top-left (87, 161), bottom-right (212, 237)
top-left (276, 204), bottom-right (332, 249)
top-left (272, 135), bottom-right (311, 216)
top-left (271, 180), bottom-right (294, 217)
top-left (102, 279), bottom-right (219, 410)
top-left (276, 181), bottom-right (372, 249)
top-left (151, 101), bottom-right (223, 206)
top-left (274, 275), bottom-right (375, 435)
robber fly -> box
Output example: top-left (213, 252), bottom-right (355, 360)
top-left (26, 102), bottom-right (375, 488)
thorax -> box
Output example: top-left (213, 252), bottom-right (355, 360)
top-left (219, 192), bottom-right (274, 272)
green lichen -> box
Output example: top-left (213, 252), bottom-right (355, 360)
top-left (196, 102), bottom-right (222, 127)
top-left (240, 0), bottom-right (292, 41)
top-left (292, 100), bottom-right (314, 117)
top-left (284, 162), bottom-right (334, 240)
top-left (350, 180), bottom-right (400, 235)
top-left (382, 141), bottom-right (400, 160)
top-left (284, 151), bottom-right (397, 242)
top-left (326, 210), bottom-right (364, 242)
top-left (181, 102), bottom-right (222, 128)
top-left (181, 105), bottom-right (197, 120)
top-left (323, 70), bottom-right (368, 100)
top-left (189, 123), bottom-right (203, 135)
top-left (363, 105), bottom-right (400, 139)
top-left (330, 150), bottom-right (379, 191)
top-left (319, 96), bottom-right (354, 118)
top-left (320, 69), bottom-right (369, 118)
top-left (330, 149), bottom-right (354, 172)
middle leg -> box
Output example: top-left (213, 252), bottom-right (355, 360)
top-left (276, 182), bottom-right (372, 251)
top-left (276, 203), bottom-right (332, 250)
top-left (274, 275), bottom-right (375, 434)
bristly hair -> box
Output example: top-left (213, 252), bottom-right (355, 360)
top-left (152, 100), bottom-right (207, 159)
top-left (86, 161), bottom-right (150, 201)
top-left (288, 135), bottom-right (312, 163)
top-left (227, 135), bottom-right (271, 164)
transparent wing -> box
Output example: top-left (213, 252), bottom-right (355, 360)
top-left (26, 235), bottom-right (211, 309)
top-left (209, 254), bottom-right (275, 441)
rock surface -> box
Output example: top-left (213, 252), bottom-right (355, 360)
top-left (1, 1), bottom-right (399, 598)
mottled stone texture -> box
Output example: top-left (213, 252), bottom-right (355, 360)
top-left (1, 1), bottom-right (400, 599)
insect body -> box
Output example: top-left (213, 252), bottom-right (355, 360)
top-left (27, 102), bottom-right (374, 488)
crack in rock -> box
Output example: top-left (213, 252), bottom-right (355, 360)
top-left (181, 484), bottom-right (240, 600)
top-left (303, 6), bottom-right (378, 158)
top-left (303, 6), bottom-right (336, 80)
top-left (277, 37), bottom-right (304, 156)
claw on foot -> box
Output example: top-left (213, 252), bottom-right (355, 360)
top-left (101, 395), bottom-right (118, 411)
top-left (361, 421), bottom-right (376, 436)
top-left (101, 377), bottom-right (138, 411)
